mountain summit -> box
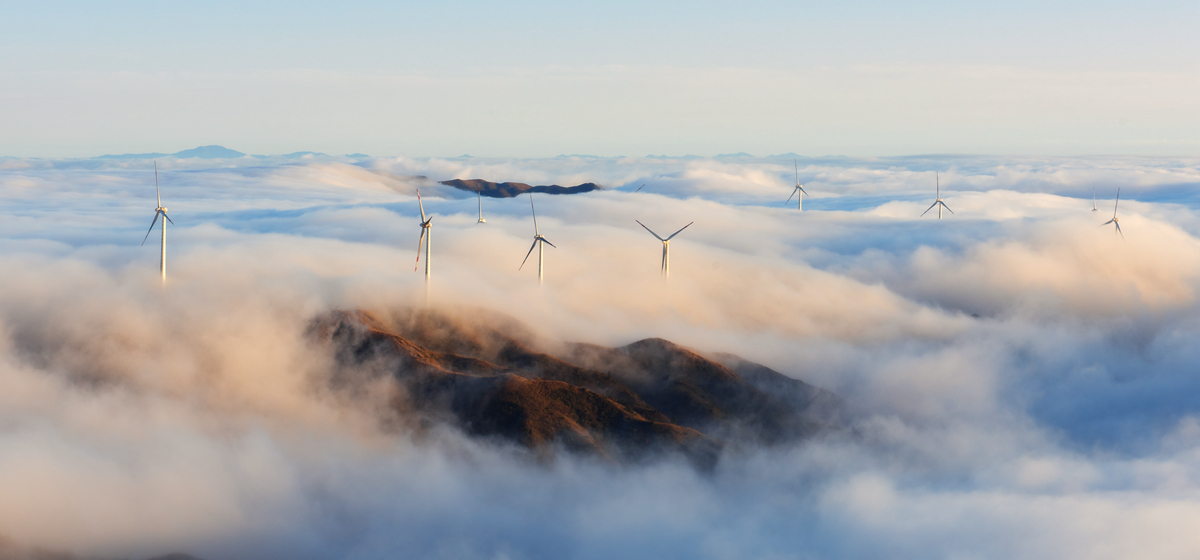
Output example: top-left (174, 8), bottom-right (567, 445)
top-left (309, 308), bottom-right (845, 467)
top-left (439, 179), bottom-right (601, 198)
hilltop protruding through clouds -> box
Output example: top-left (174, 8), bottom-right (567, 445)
top-left (439, 178), bottom-right (601, 198)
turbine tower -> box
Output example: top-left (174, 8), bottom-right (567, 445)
top-left (784, 159), bottom-right (809, 210)
top-left (1092, 187), bottom-right (1098, 212)
top-left (1100, 187), bottom-right (1124, 240)
top-left (921, 172), bottom-right (954, 219)
top-left (519, 194), bottom-right (556, 285)
top-left (636, 220), bottom-right (693, 279)
top-left (476, 189), bottom-right (487, 224)
top-left (414, 190), bottom-right (432, 294)
top-left (140, 161), bottom-right (174, 283)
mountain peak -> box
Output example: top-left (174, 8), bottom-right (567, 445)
top-left (172, 145), bottom-right (246, 158)
top-left (311, 307), bottom-right (846, 467)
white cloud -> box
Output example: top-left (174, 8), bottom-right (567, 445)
top-left (2, 155), bottom-right (1200, 558)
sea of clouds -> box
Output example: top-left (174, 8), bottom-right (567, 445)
top-left (1, 153), bottom-right (1200, 559)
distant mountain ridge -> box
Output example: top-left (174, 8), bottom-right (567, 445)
top-left (440, 178), bottom-right (601, 198)
top-left (98, 145), bottom-right (247, 159)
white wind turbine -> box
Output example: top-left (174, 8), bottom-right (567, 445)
top-left (921, 172), bottom-right (954, 219)
top-left (140, 161), bottom-right (174, 283)
top-left (519, 194), bottom-right (556, 285)
top-left (476, 189), bottom-right (487, 224)
top-left (784, 159), bottom-right (809, 210)
top-left (1092, 187), bottom-right (1099, 212)
top-left (413, 190), bottom-right (432, 292)
top-left (1100, 187), bottom-right (1124, 240)
top-left (636, 220), bottom-right (693, 279)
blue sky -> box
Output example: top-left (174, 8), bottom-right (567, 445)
top-left (2, 0), bottom-right (1197, 157)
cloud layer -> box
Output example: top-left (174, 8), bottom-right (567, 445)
top-left (2, 155), bottom-right (1200, 559)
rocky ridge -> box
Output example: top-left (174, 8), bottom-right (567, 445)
top-left (309, 308), bottom-right (845, 468)
top-left (438, 178), bottom-right (601, 197)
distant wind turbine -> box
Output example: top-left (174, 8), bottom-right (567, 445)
top-left (519, 194), bottom-right (556, 285)
top-left (1100, 187), bottom-right (1124, 240)
top-left (921, 172), bottom-right (954, 219)
top-left (784, 159), bottom-right (809, 210)
top-left (140, 160), bottom-right (174, 283)
top-left (636, 220), bottom-right (693, 279)
top-left (476, 189), bottom-right (487, 224)
top-left (1092, 187), bottom-right (1098, 212)
top-left (414, 190), bottom-right (432, 292)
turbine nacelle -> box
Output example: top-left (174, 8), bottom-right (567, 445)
top-left (519, 195), bottom-right (555, 284)
top-left (921, 172), bottom-right (954, 219)
top-left (414, 189), bottom-right (433, 276)
top-left (1100, 187), bottom-right (1124, 241)
top-left (142, 160), bottom-right (172, 283)
top-left (783, 158), bottom-right (810, 210)
top-left (636, 219), bottom-right (693, 278)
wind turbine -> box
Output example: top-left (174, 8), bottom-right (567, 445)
top-left (784, 159), bottom-right (809, 210)
top-left (1100, 187), bottom-right (1124, 240)
top-left (476, 189), bottom-right (487, 224)
top-left (140, 161), bottom-right (174, 283)
top-left (921, 172), bottom-right (954, 219)
top-left (414, 190), bottom-right (432, 292)
top-left (636, 220), bottom-right (693, 279)
top-left (519, 194), bottom-right (556, 285)
top-left (1092, 187), bottom-right (1098, 212)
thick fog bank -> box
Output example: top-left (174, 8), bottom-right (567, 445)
top-left (2, 155), bottom-right (1200, 559)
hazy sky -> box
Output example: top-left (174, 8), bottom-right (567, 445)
top-left (2, 0), bottom-right (1198, 157)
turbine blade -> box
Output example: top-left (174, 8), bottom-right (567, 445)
top-left (519, 239), bottom-right (538, 270)
top-left (413, 228), bottom-right (425, 271)
top-left (1100, 219), bottom-right (1115, 226)
top-left (163, 212), bottom-right (174, 225)
top-left (1114, 187), bottom-right (1120, 218)
top-left (416, 189), bottom-right (426, 222)
top-left (799, 186), bottom-right (809, 197)
top-left (541, 238), bottom-right (557, 248)
top-left (529, 194), bottom-right (539, 235)
top-left (921, 201), bottom-right (938, 217)
top-left (784, 188), bottom-right (798, 206)
top-left (795, 158), bottom-right (799, 185)
top-left (941, 201), bottom-right (954, 214)
top-left (936, 171), bottom-right (939, 198)
top-left (636, 220), bottom-right (664, 241)
top-left (634, 184), bottom-right (645, 192)
top-left (141, 213), bottom-right (160, 246)
top-left (1115, 221), bottom-right (1124, 241)
top-left (154, 160), bottom-right (161, 207)
top-left (665, 221), bottom-right (694, 241)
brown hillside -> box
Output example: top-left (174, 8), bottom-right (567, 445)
top-left (309, 307), bottom-right (844, 466)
